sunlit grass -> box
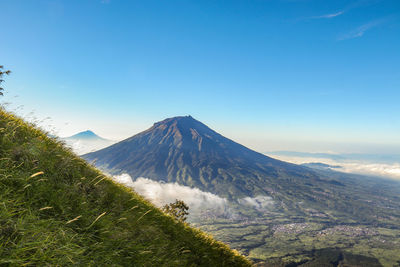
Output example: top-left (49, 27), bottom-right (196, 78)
top-left (0, 107), bottom-right (251, 266)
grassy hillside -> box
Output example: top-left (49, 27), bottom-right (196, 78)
top-left (0, 108), bottom-right (251, 266)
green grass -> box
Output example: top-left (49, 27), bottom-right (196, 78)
top-left (0, 108), bottom-right (251, 266)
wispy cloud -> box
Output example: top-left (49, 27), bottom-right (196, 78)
top-left (307, 0), bottom-right (383, 20)
top-left (338, 18), bottom-right (387, 40)
top-left (311, 11), bottom-right (345, 19)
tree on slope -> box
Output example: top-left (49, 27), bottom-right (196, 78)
top-left (162, 199), bottom-right (189, 222)
top-left (0, 65), bottom-right (11, 96)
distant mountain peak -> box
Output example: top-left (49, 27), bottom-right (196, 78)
top-left (63, 130), bottom-right (115, 155)
top-left (66, 130), bottom-right (107, 141)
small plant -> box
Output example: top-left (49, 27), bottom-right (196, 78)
top-left (0, 65), bottom-right (11, 96)
top-left (162, 199), bottom-right (189, 222)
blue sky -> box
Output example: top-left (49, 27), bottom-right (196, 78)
top-left (1, 0), bottom-right (399, 153)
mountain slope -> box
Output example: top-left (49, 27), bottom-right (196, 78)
top-left (0, 109), bottom-right (251, 266)
top-left (84, 116), bottom-right (321, 198)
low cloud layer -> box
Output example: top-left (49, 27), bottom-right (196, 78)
top-left (339, 162), bottom-right (400, 179)
top-left (271, 154), bottom-right (400, 180)
top-left (64, 139), bottom-right (115, 155)
top-left (114, 174), bottom-right (231, 218)
top-left (238, 196), bottom-right (274, 211)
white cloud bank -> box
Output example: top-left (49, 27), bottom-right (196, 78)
top-left (272, 155), bottom-right (400, 180)
top-left (340, 162), bottom-right (400, 179)
top-left (113, 174), bottom-right (231, 218)
top-left (64, 139), bottom-right (115, 155)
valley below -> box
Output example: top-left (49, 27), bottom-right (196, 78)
top-left (195, 205), bottom-right (400, 266)
top-left (194, 172), bottom-right (400, 266)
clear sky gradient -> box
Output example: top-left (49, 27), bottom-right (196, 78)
top-left (1, 0), bottom-right (399, 153)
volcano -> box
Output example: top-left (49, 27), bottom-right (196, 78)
top-left (83, 116), bottom-right (320, 198)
